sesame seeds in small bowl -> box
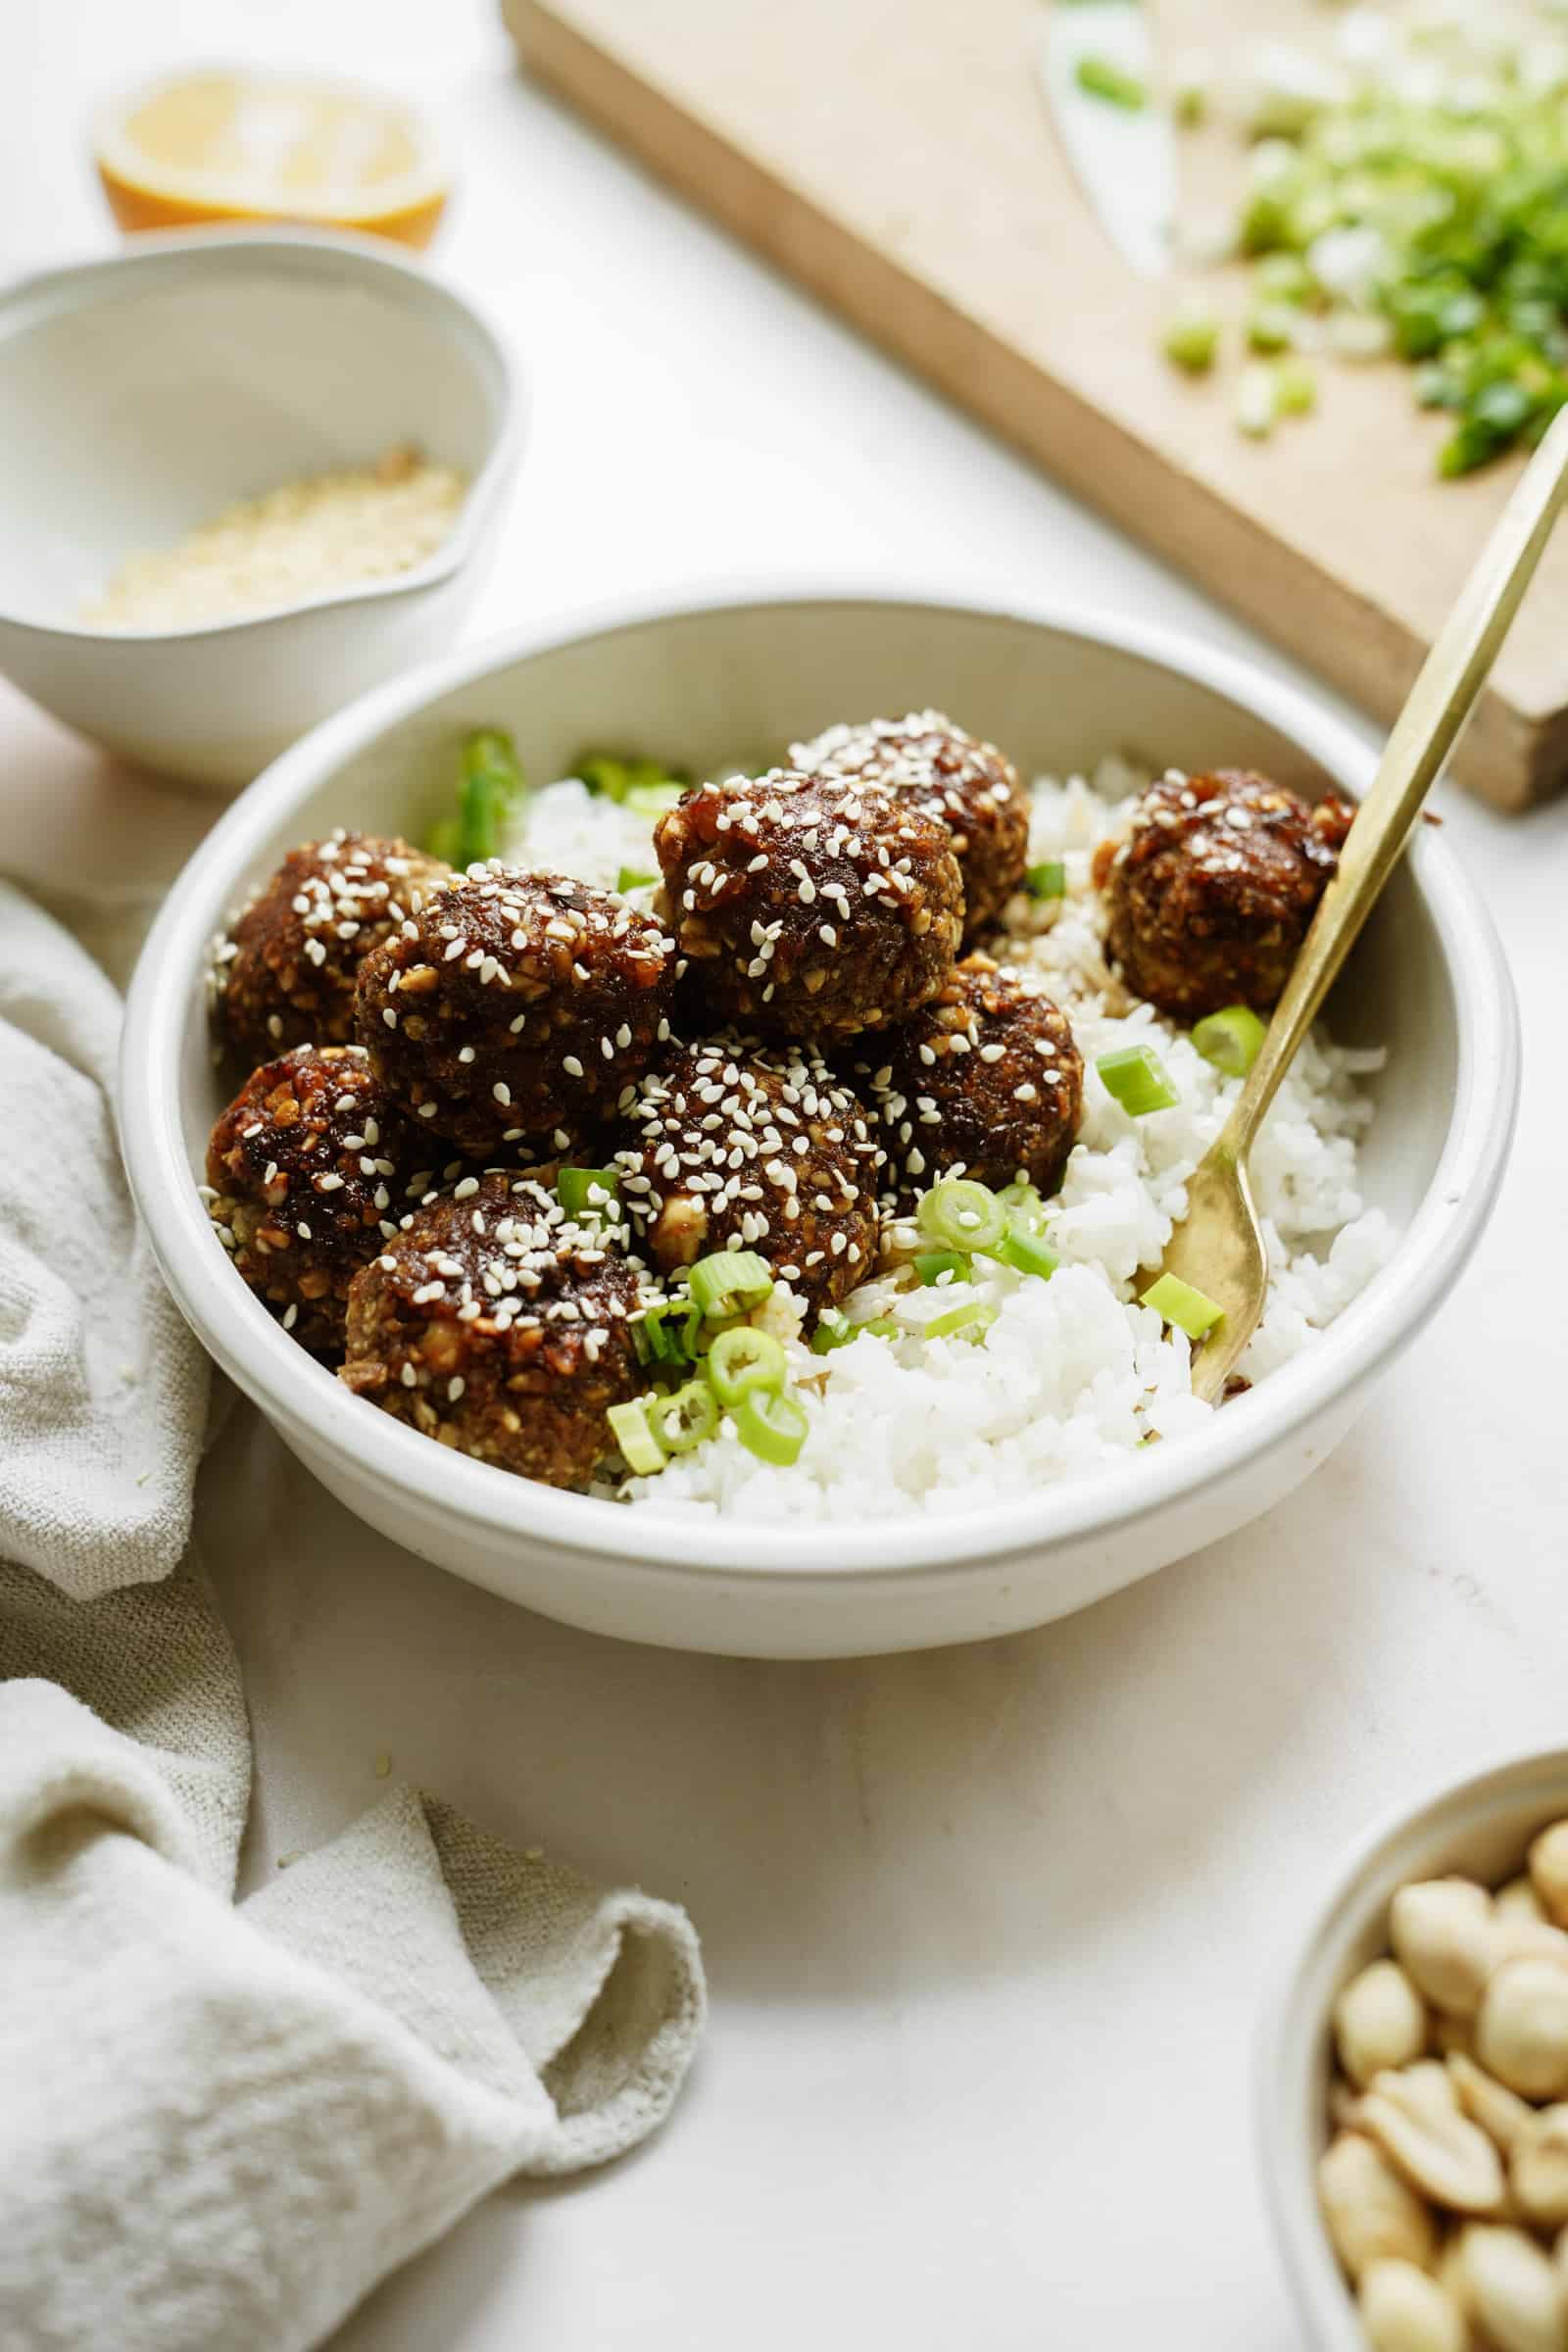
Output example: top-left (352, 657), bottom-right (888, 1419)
top-left (0, 229), bottom-right (524, 790)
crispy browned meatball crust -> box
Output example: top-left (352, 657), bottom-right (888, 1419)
top-left (612, 1037), bottom-right (884, 1321)
top-left (839, 954), bottom-right (1084, 1209)
top-left (792, 712), bottom-right (1029, 945)
top-left (1095, 769), bottom-right (1355, 1024)
top-left (205, 1044), bottom-right (416, 1353)
top-left (356, 865), bottom-right (678, 1159)
top-left (654, 768), bottom-right (963, 1039)
top-left (213, 831), bottom-right (453, 1066)
top-left (340, 1172), bottom-right (657, 1487)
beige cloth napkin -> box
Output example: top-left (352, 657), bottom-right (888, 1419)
top-left (0, 882), bottom-right (707, 2352)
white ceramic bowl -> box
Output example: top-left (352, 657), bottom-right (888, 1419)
top-left (1259, 1748), bottom-right (1568, 2346)
top-left (0, 229), bottom-right (524, 790)
top-left (119, 586), bottom-right (1519, 1658)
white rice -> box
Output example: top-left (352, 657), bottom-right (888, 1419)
top-left (500, 760), bottom-right (1396, 1523)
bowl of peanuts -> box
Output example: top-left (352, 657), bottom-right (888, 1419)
top-left (1261, 1748), bottom-right (1568, 2351)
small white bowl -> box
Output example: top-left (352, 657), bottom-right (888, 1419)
top-left (0, 229), bottom-right (524, 790)
top-left (119, 585), bottom-right (1519, 1658)
top-left (1258, 1748), bottom-right (1568, 2347)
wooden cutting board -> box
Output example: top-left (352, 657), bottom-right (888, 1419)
top-left (504, 0), bottom-right (1568, 809)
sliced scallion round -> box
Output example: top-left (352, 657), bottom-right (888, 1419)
top-left (689, 1249), bottom-right (773, 1319)
top-left (913, 1248), bottom-right (969, 1287)
top-left (734, 1389), bottom-right (809, 1468)
top-left (925, 1298), bottom-right (998, 1344)
top-left (1096, 1045), bottom-right (1181, 1116)
top-left (1024, 859), bottom-right (1068, 900)
top-left (915, 1177), bottom-right (1005, 1255)
top-left (608, 1398), bottom-right (666, 1477)
top-left (997, 1223), bottom-right (1059, 1281)
top-left (649, 1380), bottom-right (719, 1456)
top-left (809, 1309), bottom-right (855, 1356)
top-left (616, 865), bottom-right (657, 894)
top-left (1191, 1004), bottom-right (1267, 1078)
top-left (558, 1166), bottom-right (620, 1216)
top-left (706, 1326), bottom-right (787, 1406)
top-left (1140, 1273), bottom-right (1225, 1341)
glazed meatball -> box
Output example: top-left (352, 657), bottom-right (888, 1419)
top-left (612, 1037), bottom-right (884, 1321)
top-left (213, 831), bottom-right (453, 1066)
top-left (205, 1044), bottom-right (416, 1353)
top-left (356, 865), bottom-right (678, 1159)
top-left (840, 954), bottom-right (1084, 1209)
top-left (1095, 769), bottom-right (1355, 1024)
top-left (792, 712), bottom-right (1029, 944)
top-left (654, 768), bottom-right (963, 1038)
top-left (339, 1172), bottom-right (656, 1488)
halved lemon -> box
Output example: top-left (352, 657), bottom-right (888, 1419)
top-left (92, 68), bottom-right (452, 248)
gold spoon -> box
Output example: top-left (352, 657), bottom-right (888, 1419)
top-left (1150, 401), bottom-right (1568, 1405)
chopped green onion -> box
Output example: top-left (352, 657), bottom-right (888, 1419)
top-left (1074, 55), bottom-right (1146, 110)
top-left (649, 1380), bottom-right (719, 1455)
top-left (996, 1223), bottom-right (1059, 1281)
top-left (557, 1166), bottom-right (620, 1216)
top-left (734, 1389), bottom-right (809, 1468)
top-left (1024, 859), bottom-right (1067, 900)
top-left (926, 1299), bottom-right (998, 1343)
top-left (913, 1248), bottom-right (969, 1287)
top-left (616, 866), bottom-right (658, 894)
top-left (1275, 358), bottom-right (1317, 417)
top-left (1245, 302), bottom-right (1298, 356)
top-left (862, 1317), bottom-right (901, 1339)
top-left (608, 1398), bottom-right (666, 1476)
top-left (1140, 1273), bottom-right (1225, 1341)
top-left (1236, 362), bottom-right (1278, 439)
top-left (1096, 1045), bottom-right (1180, 1116)
top-left (1173, 77), bottom-right (1206, 131)
top-left (915, 1177), bottom-right (1005, 1255)
top-left (1253, 253), bottom-right (1314, 307)
top-left (624, 781), bottom-right (688, 818)
top-left (456, 729), bottom-right (525, 866)
top-left (574, 753), bottom-right (690, 804)
top-left (998, 1179), bottom-right (1047, 1227)
top-left (632, 1298), bottom-right (699, 1367)
top-left (1161, 309), bottom-right (1221, 376)
top-left (689, 1249), bottom-right (773, 1320)
top-left (706, 1326), bottom-right (787, 1406)
top-left (809, 1308), bottom-right (856, 1355)
top-left (1192, 1004), bottom-right (1267, 1078)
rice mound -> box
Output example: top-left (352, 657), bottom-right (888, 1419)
top-left (502, 760), bottom-right (1396, 1525)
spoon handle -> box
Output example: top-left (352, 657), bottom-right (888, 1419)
top-left (1222, 400), bottom-right (1568, 1158)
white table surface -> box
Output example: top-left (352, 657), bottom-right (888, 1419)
top-left (5, 3), bottom-right (1568, 2344)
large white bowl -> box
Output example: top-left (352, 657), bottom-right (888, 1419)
top-left (119, 587), bottom-right (1519, 1658)
top-left (1258, 1748), bottom-right (1568, 2347)
top-left (0, 230), bottom-right (524, 790)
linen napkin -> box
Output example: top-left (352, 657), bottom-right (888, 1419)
top-left (0, 881), bottom-right (707, 2352)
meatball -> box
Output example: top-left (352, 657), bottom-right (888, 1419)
top-left (339, 1171), bottom-right (656, 1488)
top-left (792, 712), bottom-right (1029, 944)
top-left (612, 1037), bottom-right (884, 1321)
top-left (1095, 769), bottom-right (1355, 1024)
top-left (356, 865), bottom-right (678, 1158)
top-left (205, 1044), bottom-right (416, 1353)
top-left (653, 768), bottom-right (963, 1038)
top-left (213, 831), bottom-right (453, 1066)
top-left (839, 954), bottom-right (1084, 1208)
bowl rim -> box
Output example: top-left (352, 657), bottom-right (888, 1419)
top-left (1253, 1741), bottom-right (1568, 2348)
top-left (119, 579), bottom-right (1522, 1581)
top-left (0, 225), bottom-right (527, 644)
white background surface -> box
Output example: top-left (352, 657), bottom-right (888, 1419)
top-left (4, 4), bottom-right (1567, 2345)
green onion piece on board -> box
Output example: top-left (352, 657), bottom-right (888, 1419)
top-left (457, 729), bottom-right (525, 866)
top-left (1161, 311), bottom-right (1220, 375)
top-left (649, 1380), bottom-right (719, 1456)
top-left (913, 1249), bottom-right (969, 1287)
top-left (1075, 55), bottom-right (1147, 109)
top-left (915, 1177), bottom-right (1005, 1255)
top-left (809, 1309), bottom-right (856, 1355)
top-left (1275, 358), bottom-right (1318, 417)
top-left (926, 1299), bottom-right (999, 1343)
top-left (689, 1249), bottom-right (773, 1319)
top-left (997, 1223), bottom-right (1059, 1281)
top-left (706, 1326), bottom-right (787, 1406)
top-left (557, 1166), bottom-right (620, 1216)
top-left (1024, 859), bottom-right (1068, 899)
top-left (1191, 1004), bottom-right (1267, 1079)
top-left (734, 1389), bottom-right (809, 1468)
top-left (616, 866), bottom-right (658, 894)
top-left (1140, 1273), bottom-right (1225, 1341)
top-left (608, 1398), bottom-right (666, 1476)
top-left (1096, 1045), bottom-right (1180, 1116)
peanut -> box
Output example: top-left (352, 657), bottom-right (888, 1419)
top-left (1514, 2110), bottom-right (1568, 2231)
top-left (1361, 2064), bottom-right (1507, 2214)
top-left (1359, 2259), bottom-right (1468, 2352)
top-left (1393, 1880), bottom-right (1497, 2017)
top-left (1338, 1960), bottom-right (1430, 2087)
top-left (1479, 1963), bottom-right (1568, 2101)
top-left (1448, 2051), bottom-right (1536, 2156)
top-left (1448, 2223), bottom-right (1568, 2352)
top-left (1319, 2131), bottom-right (1439, 2280)
top-left (1531, 1826), bottom-right (1568, 1932)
